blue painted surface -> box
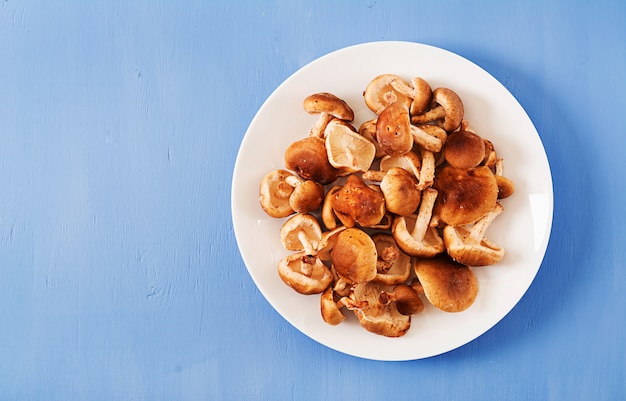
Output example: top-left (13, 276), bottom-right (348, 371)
top-left (1, 1), bottom-right (624, 400)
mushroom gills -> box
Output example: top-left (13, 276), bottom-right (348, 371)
top-left (278, 252), bottom-right (333, 295)
top-left (345, 282), bottom-right (412, 337)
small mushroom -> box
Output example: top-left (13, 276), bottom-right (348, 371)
top-left (331, 174), bottom-right (386, 228)
top-left (330, 227), bottom-right (378, 284)
top-left (320, 287), bottom-right (350, 325)
top-left (411, 87), bottom-right (464, 132)
top-left (444, 202), bottom-right (505, 266)
top-left (392, 188), bottom-right (444, 257)
top-left (278, 252), bottom-right (333, 295)
top-left (379, 167), bottom-right (421, 216)
top-left (325, 119), bottom-right (376, 173)
top-left (371, 233), bottom-right (412, 285)
top-left (389, 76), bottom-right (433, 116)
top-left (344, 282), bottom-right (411, 337)
top-left (303, 92), bottom-right (354, 138)
top-left (284, 136), bottom-right (339, 185)
top-left (363, 74), bottom-right (413, 115)
top-left (259, 169), bottom-right (295, 218)
top-left (279, 213), bottom-right (322, 256)
top-left (284, 175), bottom-right (324, 214)
top-left (363, 166), bottom-right (421, 216)
top-left (443, 130), bottom-right (486, 169)
top-left (376, 102), bottom-right (442, 156)
top-left (379, 283), bottom-right (424, 316)
top-left (433, 165), bottom-right (499, 226)
top-left (413, 254), bottom-right (478, 312)
top-left (375, 101), bottom-right (413, 156)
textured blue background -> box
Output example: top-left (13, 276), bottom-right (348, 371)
top-left (1, 1), bottom-right (624, 400)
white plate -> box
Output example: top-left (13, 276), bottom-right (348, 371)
top-left (231, 41), bottom-right (553, 361)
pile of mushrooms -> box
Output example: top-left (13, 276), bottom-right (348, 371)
top-left (258, 75), bottom-right (515, 338)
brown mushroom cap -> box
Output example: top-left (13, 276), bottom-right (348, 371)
top-left (375, 101), bottom-right (414, 156)
top-left (346, 282), bottom-right (411, 337)
top-left (303, 92), bottom-right (354, 121)
top-left (496, 175), bottom-right (515, 199)
top-left (380, 167), bottom-right (421, 216)
top-left (413, 254), bottom-right (478, 312)
top-left (303, 93), bottom-right (354, 138)
top-left (286, 176), bottom-right (324, 214)
top-left (277, 252), bottom-right (333, 295)
top-left (259, 169), bottom-right (295, 218)
top-left (433, 165), bottom-right (498, 226)
top-left (331, 227), bottom-right (378, 284)
top-left (284, 136), bottom-right (339, 185)
top-left (443, 130), bottom-right (486, 169)
top-left (331, 174), bottom-right (386, 228)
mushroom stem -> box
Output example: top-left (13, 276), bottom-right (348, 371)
top-left (298, 254), bottom-right (316, 276)
top-left (309, 112), bottom-right (334, 138)
top-left (410, 188), bottom-right (438, 240)
top-left (336, 296), bottom-right (351, 310)
top-left (465, 203), bottom-right (504, 245)
top-left (284, 174), bottom-right (303, 187)
top-left (298, 230), bottom-right (316, 256)
top-left (389, 76), bottom-right (414, 96)
top-left (418, 150), bottom-right (435, 190)
top-left (333, 277), bottom-right (351, 295)
top-left (410, 125), bottom-right (443, 153)
top-left (362, 169), bottom-right (387, 182)
top-left (274, 181), bottom-right (294, 199)
top-left (411, 105), bottom-right (446, 124)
